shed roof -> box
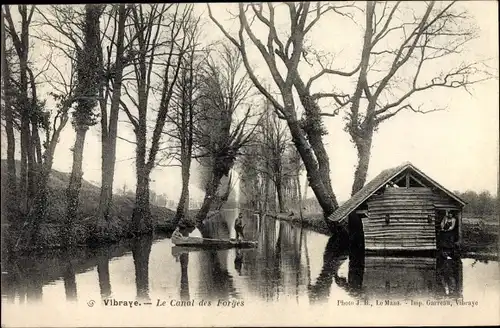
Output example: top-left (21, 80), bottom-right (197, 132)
top-left (328, 162), bottom-right (466, 224)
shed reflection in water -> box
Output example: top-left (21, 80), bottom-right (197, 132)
top-left (0, 212), bottom-right (485, 307)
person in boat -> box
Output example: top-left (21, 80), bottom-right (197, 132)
top-left (440, 211), bottom-right (457, 260)
top-left (234, 213), bottom-right (245, 241)
top-left (172, 222), bottom-right (189, 240)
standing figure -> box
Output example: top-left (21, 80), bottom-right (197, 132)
top-left (234, 213), bottom-right (245, 241)
top-left (440, 212), bottom-right (457, 260)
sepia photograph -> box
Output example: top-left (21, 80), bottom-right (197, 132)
top-left (1, 1), bottom-right (499, 327)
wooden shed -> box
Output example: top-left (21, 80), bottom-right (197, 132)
top-left (327, 162), bottom-right (466, 252)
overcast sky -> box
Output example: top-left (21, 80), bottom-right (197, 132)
top-left (2, 2), bottom-right (498, 203)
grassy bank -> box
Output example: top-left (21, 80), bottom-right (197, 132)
top-left (1, 163), bottom-right (178, 252)
top-left (270, 212), bottom-right (499, 256)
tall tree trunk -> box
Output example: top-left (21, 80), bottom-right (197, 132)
top-left (302, 175), bottom-right (308, 201)
top-left (19, 63), bottom-right (30, 214)
top-left (64, 3), bottom-right (101, 246)
top-left (195, 169), bottom-right (225, 226)
top-left (286, 117), bottom-right (337, 218)
top-left (132, 165), bottom-right (153, 235)
top-left (31, 121), bottom-right (43, 166)
top-left (1, 13), bottom-right (18, 218)
top-left (65, 127), bottom-right (88, 246)
top-left (296, 174), bottom-right (303, 220)
top-left (262, 175), bottom-right (270, 214)
top-left (174, 154), bottom-right (191, 225)
top-left (275, 174), bottom-right (285, 213)
top-left (351, 136), bottom-right (373, 196)
top-left (294, 80), bottom-right (336, 204)
top-left (347, 2), bottom-right (375, 197)
top-left (98, 4), bottom-right (127, 221)
top-left (215, 173), bottom-right (232, 211)
top-left (131, 51), bottom-right (153, 235)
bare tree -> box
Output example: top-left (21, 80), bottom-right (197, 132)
top-left (162, 16), bottom-right (203, 225)
top-left (238, 143), bottom-right (265, 211)
top-left (262, 102), bottom-right (291, 213)
top-left (208, 3), bottom-right (359, 222)
top-left (65, 4), bottom-right (102, 246)
top-left (4, 5), bottom-right (80, 249)
top-left (96, 4), bottom-right (136, 222)
top-left (324, 2), bottom-right (495, 195)
top-left (193, 44), bottom-right (259, 226)
top-left (120, 4), bottom-right (195, 235)
top-left (3, 5), bottom-right (37, 213)
top-left (246, 99), bottom-right (291, 213)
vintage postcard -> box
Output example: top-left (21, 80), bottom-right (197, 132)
top-left (1, 2), bottom-right (499, 327)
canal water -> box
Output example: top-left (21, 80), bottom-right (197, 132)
top-left (2, 209), bottom-right (499, 326)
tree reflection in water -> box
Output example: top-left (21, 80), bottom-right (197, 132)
top-left (132, 235), bottom-right (153, 301)
top-left (307, 231), bottom-right (352, 304)
top-left (21, 259), bottom-right (44, 303)
top-left (63, 256), bottom-right (77, 302)
top-left (96, 248), bottom-right (112, 299)
top-left (197, 216), bottom-right (239, 300)
top-left (179, 253), bottom-right (190, 300)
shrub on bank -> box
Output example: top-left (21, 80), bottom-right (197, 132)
top-left (1, 163), bottom-right (177, 252)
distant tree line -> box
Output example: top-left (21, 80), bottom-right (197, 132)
top-left (455, 190), bottom-right (499, 219)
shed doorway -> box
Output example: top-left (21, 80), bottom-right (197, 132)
top-left (435, 209), bottom-right (459, 256)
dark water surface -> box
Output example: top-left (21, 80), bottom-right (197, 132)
top-left (2, 209), bottom-right (499, 326)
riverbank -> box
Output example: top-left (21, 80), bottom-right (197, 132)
top-left (0, 163), bottom-right (183, 253)
top-left (268, 211), bottom-right (499, 257)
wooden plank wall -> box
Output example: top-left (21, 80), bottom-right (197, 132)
top-left (365, 188), bottom-right (436, 251)
top-left (431, 189), bottom-right (461, 209)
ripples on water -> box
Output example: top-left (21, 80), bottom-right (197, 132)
top-left (1, 209), bottom-right (499, 325)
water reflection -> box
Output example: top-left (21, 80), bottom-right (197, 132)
top-left (132, 235), bottom-right (153, 301)
top-left (198, 217), bottom-right (239, 300)
top-left (96, 249), bottom-right (112, 299)
top-left (0, 214), bottom-right (487, 309)
top-left (63, 258), bottom-right (77, 302)
top-left (436, 256), bottom-right (463, 298)
top-left (179, 253), bottom-right (190, 300)
top-left (308, 235), bottom-right (349, 303)
top-left (234, 249), bottom-right (243, 276)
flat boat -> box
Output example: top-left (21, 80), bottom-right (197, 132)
top-left (171, 236), bottom-right (258, 249)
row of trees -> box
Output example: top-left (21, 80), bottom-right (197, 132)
top-left (455, 190), bottom-right (499, 219)
top-left (209, 1), bottom-right (494, 223)
top-left (1, 4), bottom-right (263, 250)
top-left (239, 98), bottom-right (304, 215)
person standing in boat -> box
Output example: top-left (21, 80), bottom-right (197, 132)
top-left (440, 211), bottom-right (457, 259)
top-left (234, 213), bottom-right (245, 241)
